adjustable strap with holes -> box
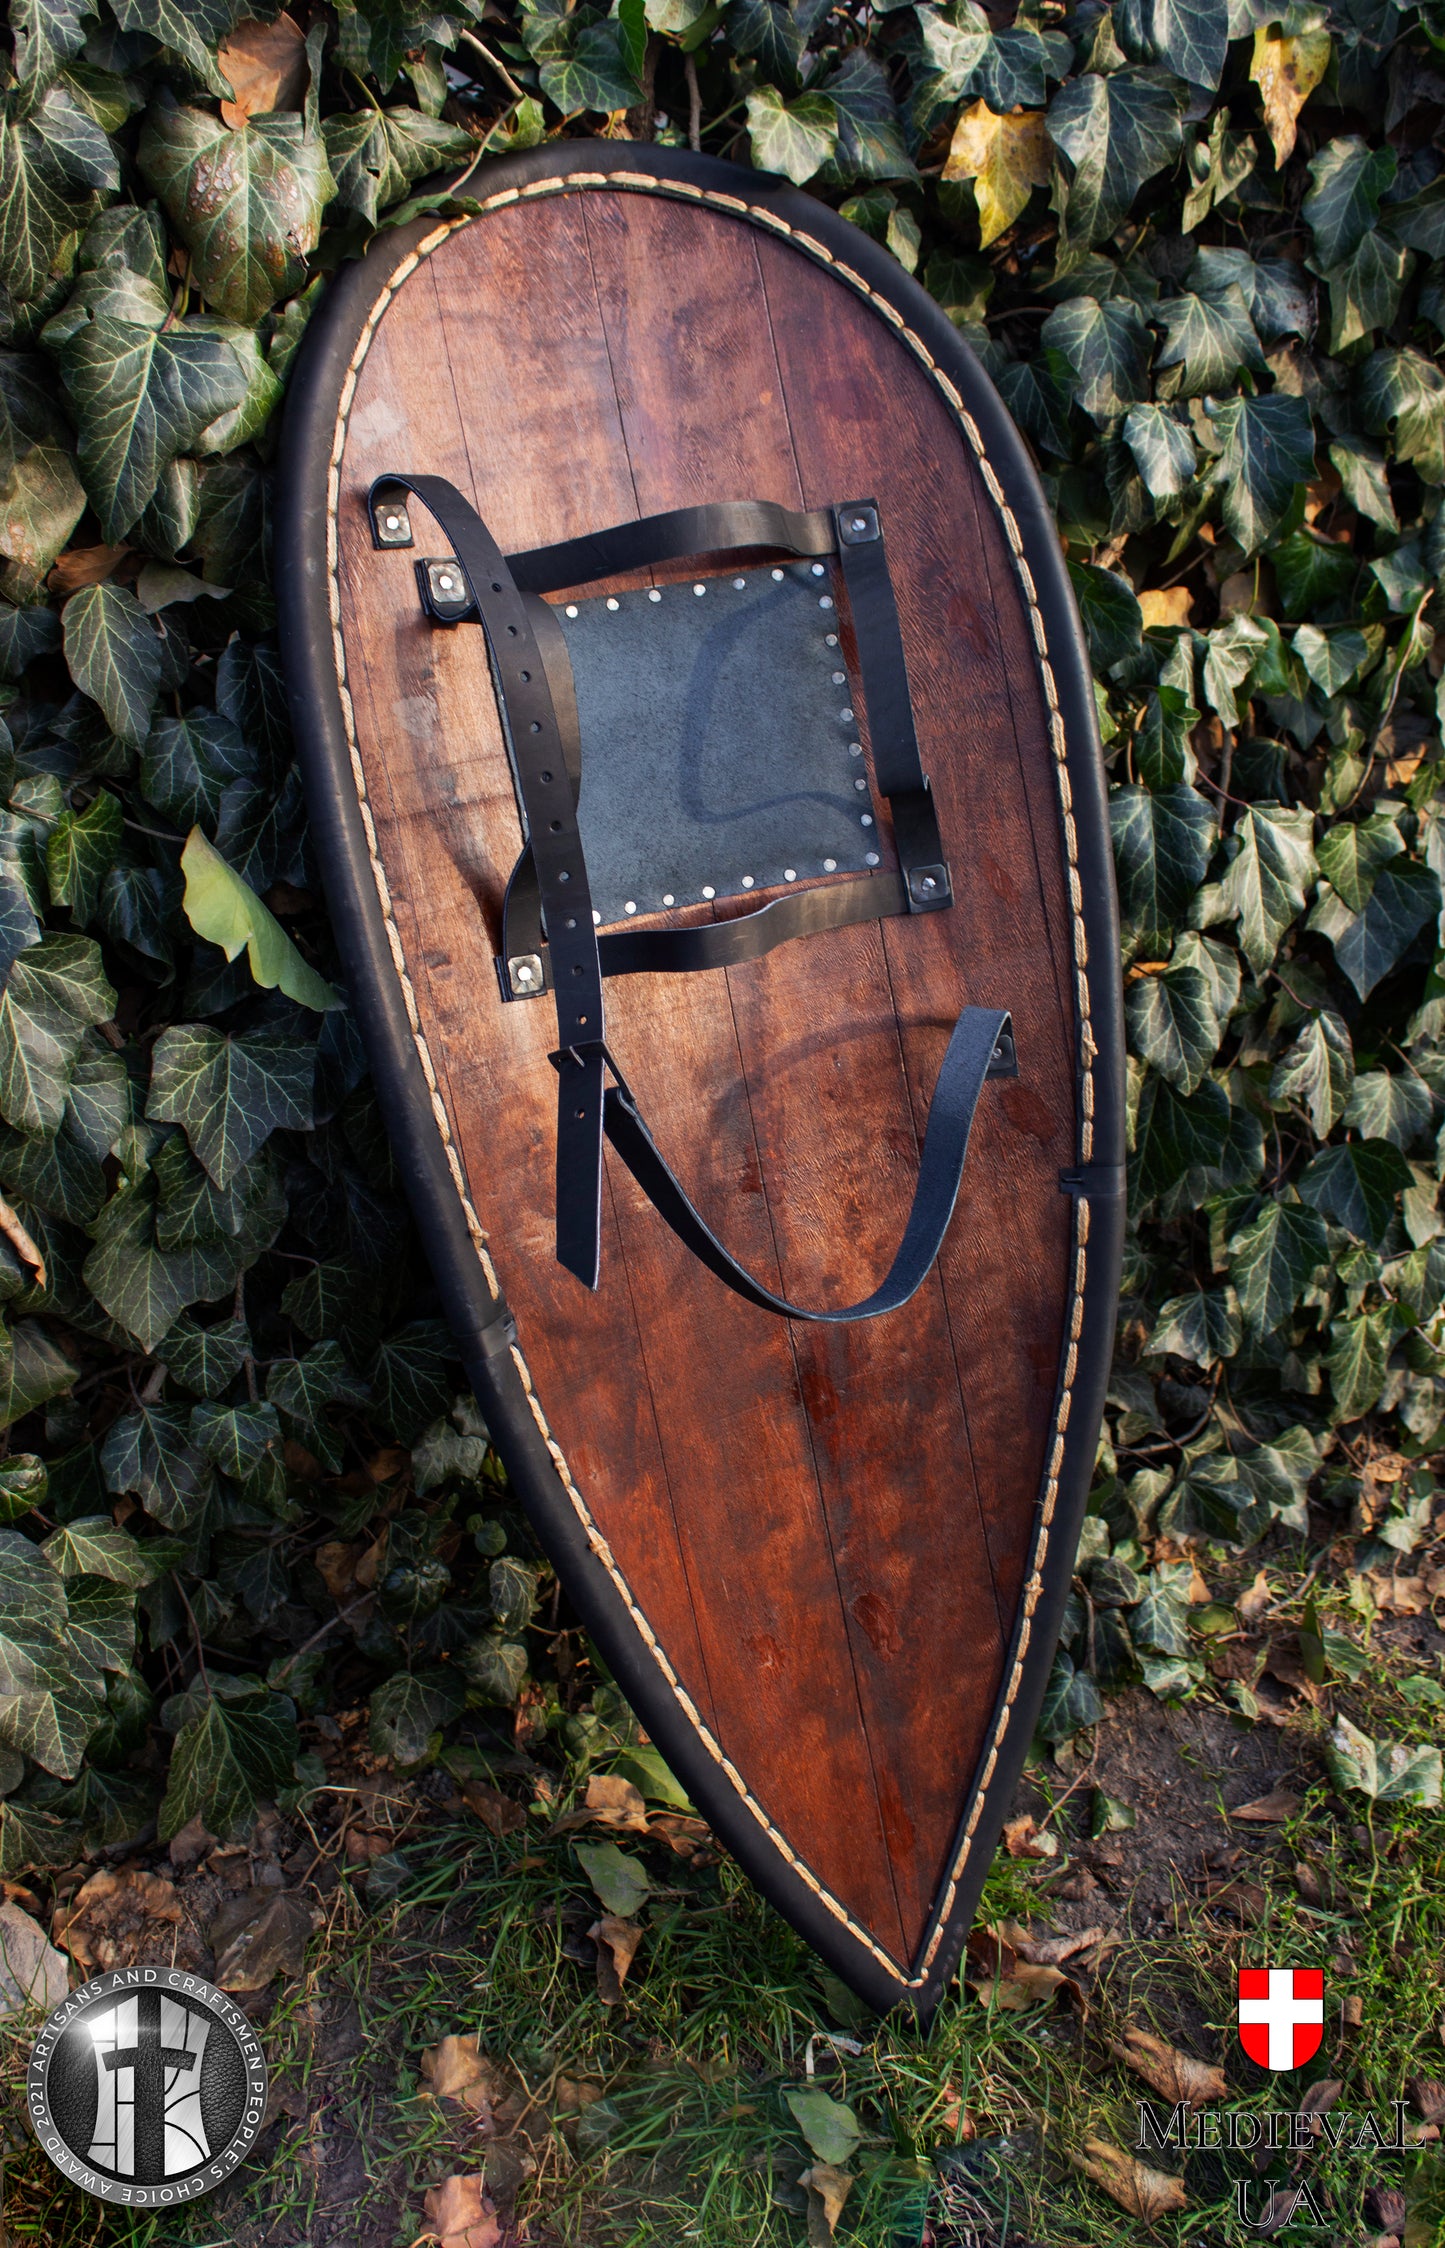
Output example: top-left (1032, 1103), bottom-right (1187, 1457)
top-left (368, 472), bottom-right (608, 1289)
top-left (368, 474), bottom-right (1010, 1318)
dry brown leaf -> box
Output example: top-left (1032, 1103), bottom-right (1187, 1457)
top-left (1409, 2077), bottom-right (1445, 2124)
top-left (800, 2162), bottom-right (854, 2245)
top-left (52, 1867), bottom-right (193, 1975)
top-left (314, 1540), bottom-right (362, 1599)
top-left (1138, 586), bottom-right (1193, 630)
top-left (353, 1534), bottom-right (388, 1591)
top-left (1237, 1569), bottom-right (1273, 1625)
top-left (460, 1778), bottom-right (528, 1839)
top-left (211, 1889), bottom-right (313, 1993)
top-left (1001, 1814), bottom-right (1059, 1861)
top-left (1107, 2026), bottom-right (1227, 2108)
top-left (218, 14), bottom-right (308, 125)
top-left (648, 1811), bottom-right (713, 1857)
top-left (420, 2174), bottom-right (502, 2248)
top-left (1249, 18), bottom-right (1331, 163)
top-left (1215, 570), bottom-right (1258, 619)
top-left (167, 1814), bottom-right (216, 1870)
top-left (937, 2081), bottom-right (976, 2138)
top-left (1070, 2135), bottom-right (1187, 2223)
top-left (1001, 1920), bottom-right (1112, 1967)
top-left (553, 2075), bottom-right (606, 2114)
top-left (0, 1902), bottom-right (69, 2016)
top-left (419, 2035), bottom-right (501, 2123)
top-left (0, 1197), bottom-right (44, 1290)
top-left (1373, 1574), bottom-right (1428, 1616)
top-left (49, 544), bottom-right (129, 593)
top-left (551, 1772), bottom-right (649, 1834)
top-left (1208, 1877), bottom-right (1269, 1924)
top-left (1232, 1786), bottom-right (1301, 1823)
top-left (589, 1913), bottom-right (642, 2004)
top-left (1343, 1992), bottom-right (1364, 2028)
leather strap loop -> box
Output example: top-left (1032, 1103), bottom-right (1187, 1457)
top-left (596, 1008), bottom-right (1010, 1322)
top-left (507, 500), bottom-right (836, 594)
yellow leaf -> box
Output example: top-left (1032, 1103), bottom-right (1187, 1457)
top-left (799, 2163), bottom-right (854, 2244)
top-left (180, 827), bottom-right (338, 1012)
top-left (1138, 587), bottom-right (1193, 630)
top-left (1250, 21), bottom-right (1331, 166)
top-left (943, 103), bottom-right (1051, 249)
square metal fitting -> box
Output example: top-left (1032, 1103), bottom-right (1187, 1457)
top-left (507, 953), bottom-right (545, 998)
top-left (908, 863), bottom-right (952, 908)
top-left (418, 557), bottom-right (474, 623)
top-left (373, 496), bottom-right (413, 548)
top-left (838, 504), bottom-right (880, 545)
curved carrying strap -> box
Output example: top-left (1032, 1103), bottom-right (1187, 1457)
top-left (595, 1005), bottom-right (1010, 1322)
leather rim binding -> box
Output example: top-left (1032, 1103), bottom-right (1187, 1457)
top-left (274, 139), bottom-right (1126, 2022)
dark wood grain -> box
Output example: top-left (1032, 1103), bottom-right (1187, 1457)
top-left (331, 187), bottom-right (1078, 1963)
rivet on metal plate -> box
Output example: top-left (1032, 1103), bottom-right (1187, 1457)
top-left (507, 954), bottom-right (544, 997)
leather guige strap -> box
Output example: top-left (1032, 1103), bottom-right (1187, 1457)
top-left (368, 473), bottom-right (608, 1291)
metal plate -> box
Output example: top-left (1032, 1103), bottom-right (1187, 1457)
top-left (555, 560), bottom-right (881, 928)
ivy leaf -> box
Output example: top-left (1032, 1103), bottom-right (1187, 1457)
top-left (1299, 1140), bottom-right (1412, 1248)
top-left (819, 51), bottom-right (915, 184)
top-left (139, 96), bottom-right (335, 326)
top-left (1292, 625), bottom-right (1369, 701)
top-left (0, 355), bottom-right (87, 583)
top-left (368, 1666), bottom-right (464, 1766)
top-left (0, 115), bottom-right (90, 309)
top-left (180, 830), bottom-right (336, 1012)
top-left (1124, 402), bottom-right (1196, 497)
top-left (1204, 394), bottom-right (1317, 554)
top-left (321, 106), bottom-right (472, 227)
top-left (1126, 960), bottom-right (1222, 1094)
top-left (540, 20), bottom-right (645, 111)
top-left (41, 1517), bottom-right (155, 1587)
top-left (46, 790), bottom-right (122, 926)
top-left (1323, 859), bottom-right (1441, 999)
top-left (47, 312), bottom-right (251, 543)
top-left (100, 1400), bottom-right (209, 1527)
top-left (191, 1398), bottom-right (281, 1480)
top-left (1343, 1070), bottom-right (1432, 1152)
top-left (62, 585), bottom-right (162, 746)
top-left (1069, 562), bottom-right (1143, 672)
top-left (727, 0), bottom-right (805, 83)
top-left (1249, 13), bottom-right (1331, 167)
top-left (1359, 348), bottom-right (1445, 486)
top-left (1218, 806), bottom-right (1316, 975)
top-left (1116, 0), bottom-right (1227, 90)
top-left (997, 350), bottom-right (1075, 457)
top-left (109, 0), bottom-right (249, 91)
top-left (0, 1323), bottom-right (76, 1430)
top-left (1110, 784), bottom-right (1216, 954)
top-left (1324, 1306), bottom-right (1394, 1422)
top-left (1328, 437), bottom-right (1396, 534)
top-left (0, 933), bottom-right (115, 1135)
top-left (1047, 68), bottom-right (1183, 258)
top-left (745, 87), bottom-right (839, 185)
top-left (160, 1310), bottom-right (250, 1399)
top-left (1322, 232), bottom-right (1412, 354)
top-left (147, 1025), bottom-right (315, 1188)
top-left (1326, 1717), bottom-right (1441, 1804)
top-left (1155, 288), bottom-right (1264, 396)
top-left (65, 1582), bottom-right (140, 1678)
top-left (85, 1176), bottom-right (263, 1351)
top-left (1130, 1575), bottom-right (1192, 1656)
top-left (1228, 1199), bottom-right (1329, 1333)
top-left (0, 1670), bottom-right (103, 1778)
top-left (1315, 810), bottom-right (1402, 913)
top-left (1303, 136), bottom-right (1395, 269)
top-left (158, 1675), bottom-right (299, 1842)
top-left (1269, 1009), bottom-right (1355, 1136)
top-left (1042, 294), bottom-right (1152, 420)
top-left (1146, 1285), bottom-right (1240, 1367)
top-left (141, 710), bottom-right (253, 831)
top-left (1038, 1648), bottom-right (1104, 1740)
top-left (11, 0), bottom-right (97, 90)
top-left (369, 1321), bottom-right (457, 1445)
top-left (1132, 1073), bottom-right (1230, 1204)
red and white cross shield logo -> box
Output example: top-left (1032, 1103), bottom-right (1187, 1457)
top-left (1238, 1968), bottom-right (1324, 2069)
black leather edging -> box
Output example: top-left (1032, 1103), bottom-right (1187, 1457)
top-left (274, 141), bottom-right (1125, 2024)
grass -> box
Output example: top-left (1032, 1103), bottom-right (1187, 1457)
top-left (0, 1604), bottom-right (1441, 2246)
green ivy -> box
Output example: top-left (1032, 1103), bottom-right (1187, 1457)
top-left (0, 0), bottom-right (1437, 1853)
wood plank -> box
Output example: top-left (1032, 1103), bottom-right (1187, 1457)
top-left (758, 236), bottom-right (1076, 1636)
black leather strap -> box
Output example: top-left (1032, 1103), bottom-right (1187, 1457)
top-left (507, 500), bottom-right (836, 594)
top-left (369, 473), bottom-right (608, 1289)
top-left (834, 508), bottom-right (949, 904)
top-left (501, 864), bottom-right (910, 997)
top-left (590, 1007), bottom-right (1010, 1322)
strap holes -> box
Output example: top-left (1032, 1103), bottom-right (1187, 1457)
top-left (529, 721), bottom-right (542, 734)
top-left (519, 669), bottom-right (531, 682)
top-left (571, 964), bottom-right (583, 976)
top-left (507, 624), bottom-right (518, 636)
top-left (549, 819), bottom-right (562, 832)
top-left (575, 1108), bottom-right (586, 1121)
top-left (492, 581), bottom-right (503, 592)
top-left (541, 770), bottom-right (553, 783)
